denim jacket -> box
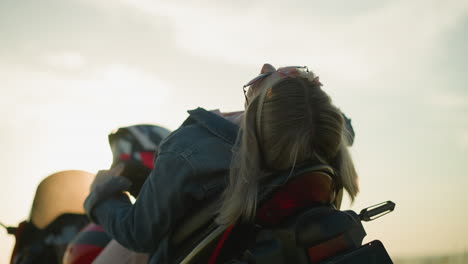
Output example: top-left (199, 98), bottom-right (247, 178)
top-left (84, 107), bottom-right (239, 263)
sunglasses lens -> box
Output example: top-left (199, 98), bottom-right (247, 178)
top-left (245, 72), bottom-right (271, 87)
top-left (243, 66), bottom-right (308, 101)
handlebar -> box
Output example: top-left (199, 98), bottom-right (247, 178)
top-left (0, 222), bottom-right (17, 235)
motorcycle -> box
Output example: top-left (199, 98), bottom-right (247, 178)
top-left (3, 130), bottom-right (395, 264)
top-left (170, 169), bottom-right (396, 264)
top-left (3, 173), bottom-right (395, 264)
top-left (2, 170), bottom-right (94, 264)
top-left (2, 124), bottom-right (171, 264)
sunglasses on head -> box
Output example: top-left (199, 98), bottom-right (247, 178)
top-left (242, 66), bottom-right (309, 104)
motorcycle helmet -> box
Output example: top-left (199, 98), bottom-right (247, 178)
top-left (62, 124), bottom-right (171, 264)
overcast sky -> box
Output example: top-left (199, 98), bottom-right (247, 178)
top-left (1, 0), bottom-right (468, 262)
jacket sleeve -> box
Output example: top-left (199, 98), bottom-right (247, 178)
top-left (87, 151), bottom-right (199, 253)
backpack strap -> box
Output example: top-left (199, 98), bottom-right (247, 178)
top-left (207, 225), bottom-right (234, 264)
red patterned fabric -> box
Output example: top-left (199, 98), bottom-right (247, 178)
top-left (257, 172), bottom-right (333, 226)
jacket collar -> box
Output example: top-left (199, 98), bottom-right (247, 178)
top-left (187, 108), bottom-right (239, 145)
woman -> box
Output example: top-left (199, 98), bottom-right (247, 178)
top-left (216, 64), bottom-right (359, 226)
top-left (84, 64), bottom-right (358, 264)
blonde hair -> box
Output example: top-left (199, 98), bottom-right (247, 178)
top-left (216, 73), bottom-right (359, 227)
